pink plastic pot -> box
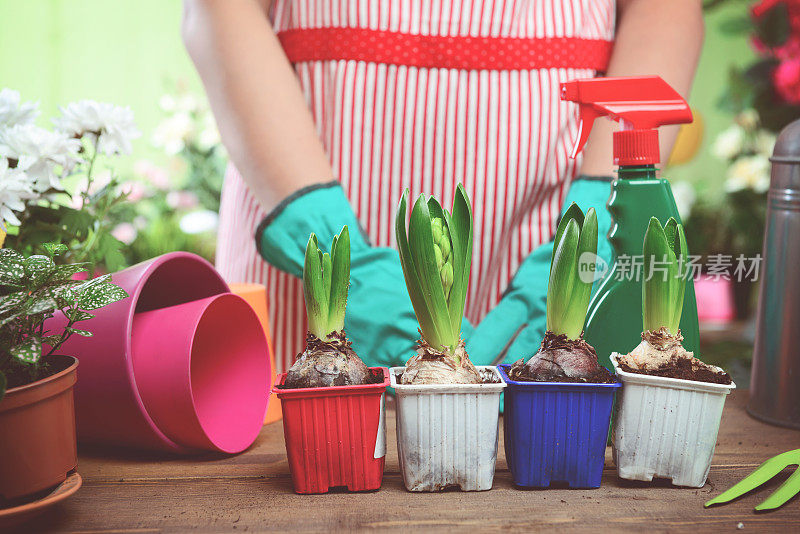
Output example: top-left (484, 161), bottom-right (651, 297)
top-left (132, 294), bottom-right (270, 453)
top-left (695, 275), bottom-right (735, 324)
top-left (52, 252), bottom-right (270, 453)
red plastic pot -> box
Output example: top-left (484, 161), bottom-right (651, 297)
top-left (0, 356), bottom-right (77, 500)
top-left (275, 368), bottom-right (389, 494)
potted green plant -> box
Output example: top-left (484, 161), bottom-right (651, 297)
top-left (391, 185), bottom-right (505, 492)
top-left (611, 217), bottom-right (736, 488)
top-left (0, 243), bottom-right (127, 500)
top-left (499, 203), bottom-right (620, 489)
top-left (275, 226), bottom-right (389, 494)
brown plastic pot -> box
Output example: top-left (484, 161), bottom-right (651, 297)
top-left (0, 356), bottom-right (78, 500)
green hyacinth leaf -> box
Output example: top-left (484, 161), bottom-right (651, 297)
top-left (546, 218), bottom-right (580, 336)
top-left (328, 226), bottom-right (350, 334)
top-left (563, 207), bottom-right (598, 339)
top-left (303, 234), bottom-right (329, 339)
top-left (643, 217), bottom-right (673, 333)
top-left (446, 184), bottom-right (473, 341)
top-left (550, 202), bottom-right (585, 278)
top-left (408, 194), bottom-right (454, 349)
top-left (396, 190), bottom-right (438, 348)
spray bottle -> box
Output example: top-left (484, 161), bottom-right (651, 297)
top-left (560, 75), bottom-right (700, 369)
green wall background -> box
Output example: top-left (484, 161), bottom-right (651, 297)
top-left (0, 0), bottom-right (753, 192)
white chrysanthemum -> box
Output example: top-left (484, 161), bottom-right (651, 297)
top-left (179, 209), bottom-right (218, 234)
top-left (152, 112), bottom-right (194, 155)
top-left (0, 158), bottom-right (37, 228)
top-left (53, 100), bottom-right (141, 155)
top-left (712, 125), bottom-right (746, 161)
top-left (726, 155), bottom-right (771, 194)
top-left (0, 88), bottom-right (38, 128)
top-left (0, 124), bottom-right (81, 192)
top-left (671, 181), bottom-right (696, 220)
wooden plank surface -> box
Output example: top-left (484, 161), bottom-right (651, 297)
top-left (18, 391), bottom-right (800, 533)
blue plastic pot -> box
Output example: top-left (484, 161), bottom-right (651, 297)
top-left (498, 365), bottom-right (621, 489)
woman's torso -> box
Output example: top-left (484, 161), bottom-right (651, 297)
top-left (216, 0), bottom-right (616, 372)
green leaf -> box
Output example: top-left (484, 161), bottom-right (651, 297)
top-left (643, 217), bottom-right (674, 333)
top-left (65, 309), bottom-right (94, 323)
top-left (25, 295), bottom-right (58, 315)
top-left (42, 334), bottom-right (62, 347)
top-left (24, 255), bottom-right (56, 286)
top-left (302, 233), bottom-right (329, 339)
top-left (50, 263), bottom-right (90, 282)
top-left (396, 189), bottom-right (440, 348)
top-left (77, 282), bottom-right (128, 310)
top-left (546, 219), bottom-right (580, 336)
top-left (66, 327), bottom-right (93, 337)
top-left (11, 337), bottom-right (42, 364)
top-left (42, 243), bottom-right (68, 256)
top-left (565, 207), bottom-right (598, 338)
top-left (328, 226), bottom-right (350, 333)
top-left (408, 193), bottom-right (454, 350)
top-left (551, 203), bottom-right (585, 278)
top-left (0, 291), bottom-right (27, 315)
top-left (0, 249), bottom-right (25, 286)
top-left (443, 184), bottom-right (473, 342)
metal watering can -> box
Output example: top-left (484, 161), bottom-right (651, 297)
top-left (749, 118), bottom-right (800, 429)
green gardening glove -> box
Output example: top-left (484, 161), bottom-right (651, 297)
top-left (257, 182), bottom-right (423, 368)
top-left (465, 176), bottom-right (614, 366)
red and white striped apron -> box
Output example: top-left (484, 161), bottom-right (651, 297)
top-left (216, 0), bottom-right (616, 373)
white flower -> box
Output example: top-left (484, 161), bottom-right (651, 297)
top-left (53, 100), bottom-right (141, 155)
top-left (755, 130), bottom-right (776, 157)
top-left (152, 112), bottom-right (194, 155)
top-left (0, 89), bottom-right (38, 128)
top-left (0, 158), bottom-right (37, 228)
top-left (735, 109), bottom-right (760, 131)
top-left (111, 222), bottom-right (137, 245)
top-left (179, 209), bottom-right (218, 235)
top-left (726, 155), bottom-right (771, 194)
top-left (712, 125), bottom-right (746, 161)
top-left (671, 181), bottom-right (696, 220)
top-left (160, 93), bottom-right (200, 114)
top-left (0, 124), bottom-right (81, 192)
top-left (197, 113), bottom-right (221, 152)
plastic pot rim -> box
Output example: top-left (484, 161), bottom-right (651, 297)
top-left (497, 364), bottom-right (621, 391)
top-left (610, 354), bottom-right (736, 394)
top-left (389, 366), bottom-right (506, 395)
top-left (0, 356), bottom-right (78, 412)
top-left (274, 367), bottom-right (390, 399)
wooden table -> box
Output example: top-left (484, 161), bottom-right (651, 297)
top-left (22, 391), bottom-right (800, 532)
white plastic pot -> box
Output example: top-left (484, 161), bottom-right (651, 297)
top-left (611, 354), bottom-right (736, 488)
top-left (390, 366), bottom-right (505, 492)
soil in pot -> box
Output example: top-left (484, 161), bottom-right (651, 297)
top-left (2, 354), bottom-right (73, 390)
top-left (507, 331), bottom-right (615, 384)
top-left (615, 327), bottom-right (732, 385)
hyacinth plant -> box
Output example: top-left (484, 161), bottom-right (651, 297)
top-left (395, 184), bottom-right (481, 385)
top-left (615, 217), bottom-right (731, 384)
top-left (509, 203), bottom-right (608, 382)
top-left (642, 217), bottom-right (688, 336)
top-left (283, 226), bottom-right (370, 389)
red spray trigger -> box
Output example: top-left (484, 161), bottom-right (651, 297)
top-left (560, 76), bottom-right (693, 166)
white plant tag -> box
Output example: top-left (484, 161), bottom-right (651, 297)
top-left (374, 392), bottom-right (386, 458)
